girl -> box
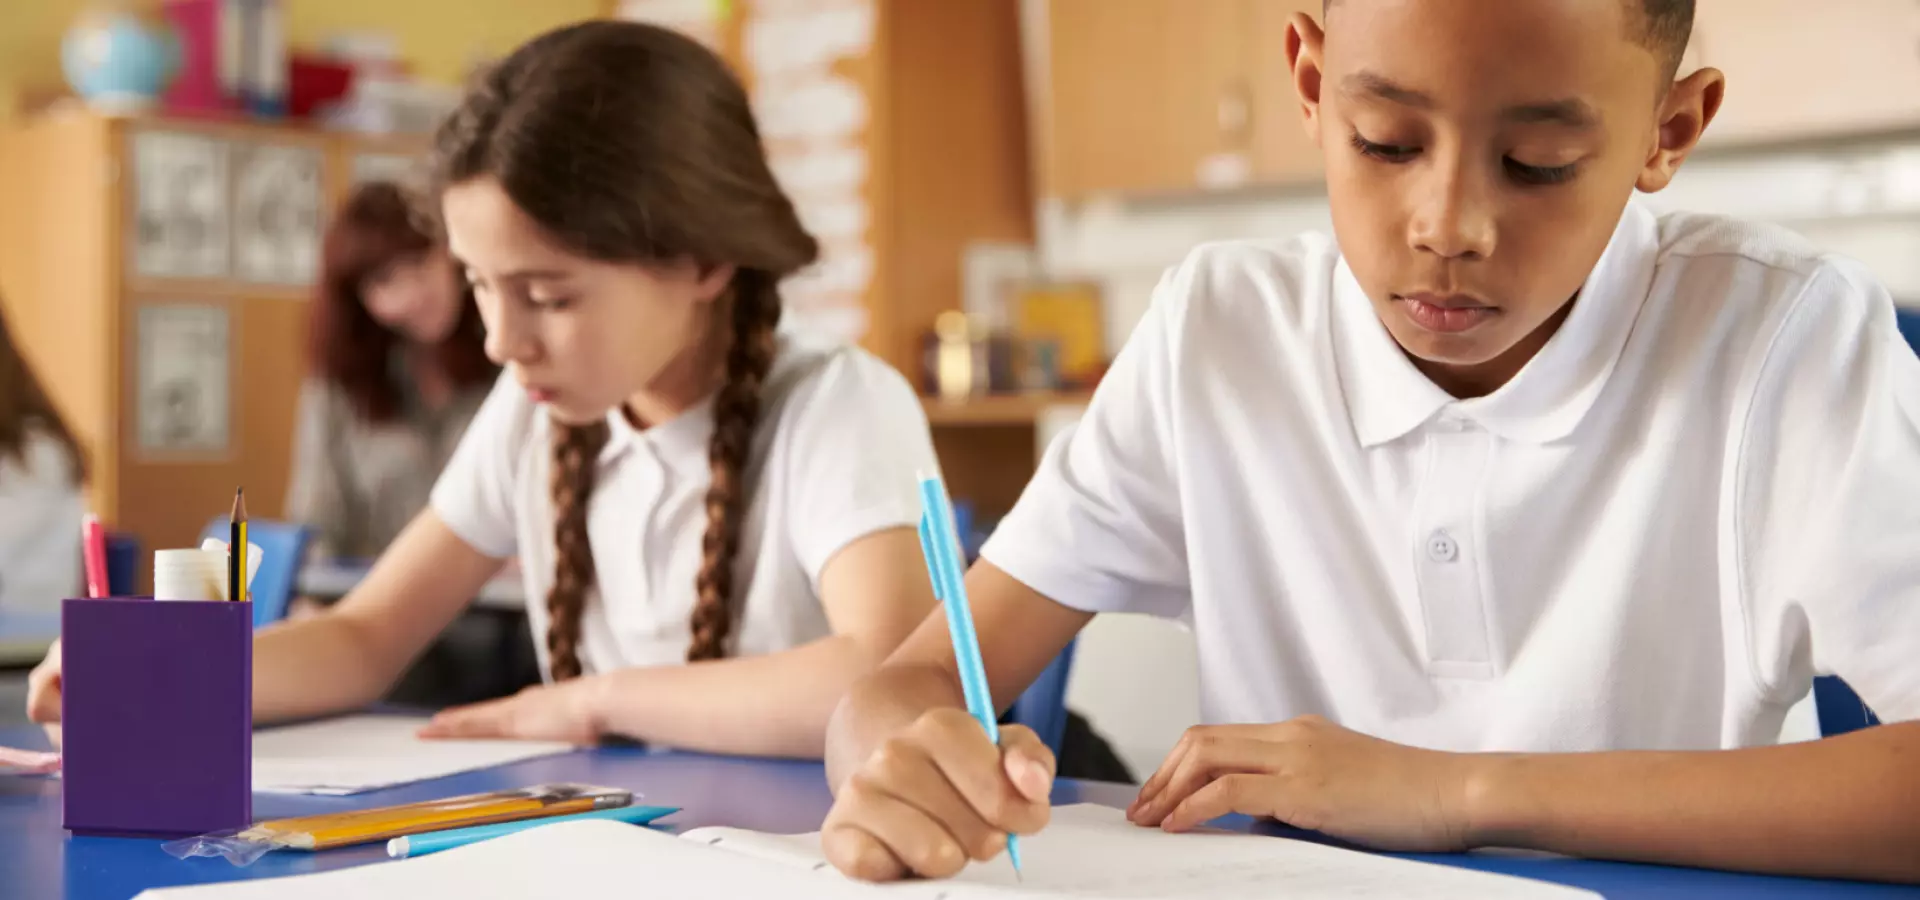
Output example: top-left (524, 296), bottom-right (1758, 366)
top-left (288, 180), bottom-right (497, 562)
top-left (29, 20), bottom-right (940, 759)
top-left (0, 299), bottom-right (86, 614)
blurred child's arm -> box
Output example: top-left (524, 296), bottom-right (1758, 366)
top-left (251, 510), bottom-right (502, 723)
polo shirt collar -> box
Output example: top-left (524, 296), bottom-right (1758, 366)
top-left (597, 393), bottom-right (718, 473)
top-left (1334, 201), bottom-right (1658, 448)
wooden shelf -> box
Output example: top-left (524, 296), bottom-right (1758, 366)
top-left (921, 392), bottom-right (1094, 426)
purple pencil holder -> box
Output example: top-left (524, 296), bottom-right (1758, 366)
top-left (61, 597), bottom-right (253, 838)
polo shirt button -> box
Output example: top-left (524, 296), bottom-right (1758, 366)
top-left (1426, 531), bottom-right (1459, 563)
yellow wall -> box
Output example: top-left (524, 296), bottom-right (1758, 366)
top-left (0, 0), bottom-right (607, 123)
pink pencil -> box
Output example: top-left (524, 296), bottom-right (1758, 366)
top-left (81, 513), bottom-right (109, 598)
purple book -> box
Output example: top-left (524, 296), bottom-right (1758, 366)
top-left (61, 597), bottom-right (253, 838)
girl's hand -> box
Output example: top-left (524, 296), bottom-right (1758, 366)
top-left (417, 680), bottom-right (603, 744)
top-left (1128, 715), bottom-right (1481, 853)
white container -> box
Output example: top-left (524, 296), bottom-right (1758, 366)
top-left (153, 549), bottom-right (226, 601)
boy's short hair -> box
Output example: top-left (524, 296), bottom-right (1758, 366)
top-left (1323, 0), bottom-right (1696, 81)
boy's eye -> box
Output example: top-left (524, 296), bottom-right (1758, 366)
top-left (1505, 158), bottom-right (1579, 186)
top-left (1349, 132), bottom-right (1419, 163)
top-left (532, 296), bottom-right (576, 311)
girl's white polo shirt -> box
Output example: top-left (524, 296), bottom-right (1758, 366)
top-left (432, 334), bottom-right (940, 677)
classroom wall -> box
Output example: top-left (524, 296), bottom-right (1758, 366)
top-left (0, 0), bottom-right (606, 124)
top-left (1038, 137), bottom-right (1920, 348)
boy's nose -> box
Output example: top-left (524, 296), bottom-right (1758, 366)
top-left (1407, 168), bottom-right (1497, 261)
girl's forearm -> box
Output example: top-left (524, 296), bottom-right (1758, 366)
top-left (586, 634), bottom-right (897, 759)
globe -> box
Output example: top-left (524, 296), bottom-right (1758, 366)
top-left (61, 7), bottom-right (181, 113)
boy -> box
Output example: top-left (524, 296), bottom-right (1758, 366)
top-left (821, 0), bottom-right (1920, 885)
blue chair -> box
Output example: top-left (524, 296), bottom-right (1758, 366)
top-left (1007, 639), bottom-right (1077, 757)
top-left (1813, 676), bottom-right (1881, 737)
top-left (201, 518), bottom-right (312, 628)
top-left (1894, 307), bottom-right (1920, 354)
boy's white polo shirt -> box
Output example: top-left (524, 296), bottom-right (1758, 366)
top-left (982, 203), bottom-right (1920, 752)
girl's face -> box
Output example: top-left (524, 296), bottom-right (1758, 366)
top-left (442, 177), bottom-right (732, 425)
top-left (361, 245), bottom-right (464, 346)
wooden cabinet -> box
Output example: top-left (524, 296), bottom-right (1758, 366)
top-left (1247, 0), bottom-right (1322, 184)
top-left (0, 109), bottom-right (423, 575)
top-left (1039, 0), bottom-right (1322, 201)
top-left (1693, 0), bottom-right (1920, 146)
top-left (655, 0), bottom-right (1040, 514)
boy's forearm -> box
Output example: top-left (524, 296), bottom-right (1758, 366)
top-left (1466, 721), bottom-right (1920, 883)
top-left (825, 663), bottom-right (968, 793)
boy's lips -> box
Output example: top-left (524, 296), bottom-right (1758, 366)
top-left (1396, 292), bottom-right (1496, 335)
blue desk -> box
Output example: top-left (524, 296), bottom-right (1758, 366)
top-left (1, 724), bottom-right (1915, 900)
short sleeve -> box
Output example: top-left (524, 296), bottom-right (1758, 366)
top-left (428, 370), bottom-right (528, 559)
top-left (780, 351), bottom-right (941, 584)
top-left (978, 265), bottom-right (1191, 618)
top-left (1739, 259), bottom-right (1920, 723)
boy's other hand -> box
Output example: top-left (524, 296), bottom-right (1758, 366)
top-left (822, 707), bottom-right (1055, 882)
top-left (1128, 715), bottom-right (1479, 853)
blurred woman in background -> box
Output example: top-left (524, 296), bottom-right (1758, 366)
top-left (288, 180), bottom-right (498, 561)
top-left (0, 299), bottom-right (85, 613)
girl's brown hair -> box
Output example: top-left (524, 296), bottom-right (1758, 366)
top-left (0, 300), bottom-right (87, 485)
top-left (312, 181), bottom-right (497, 423)
top-left (432, 22), bottom-right (819, 678)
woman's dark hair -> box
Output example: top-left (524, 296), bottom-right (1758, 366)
top-left (0, 299), bottom-right (86, 485)
top-left (312, 180), bottom-right (496, 423)
top-left (432, 21), bottom-right (819, 678)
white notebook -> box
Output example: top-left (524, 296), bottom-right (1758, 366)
top-left (251, 716), bottom-right (578, 795)
top-left (136, 804), bottom-right (1599, 899)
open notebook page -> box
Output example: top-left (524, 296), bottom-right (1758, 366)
top-left (134, 805), bottom-right (1600, 900)
top-left (251, 715), bottom-right (577, 795)
top-left (134, 820), bottom-right (892, 900)
top-left (683, 803), bottom-right (1601, 900)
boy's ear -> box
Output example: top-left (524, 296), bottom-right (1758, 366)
top-left (1637, 67), bottom-right (1726, 193)
top-left (1286, 12), bottom-right (1328, 145)
top-left (694, 262), bottom-right (738, 304)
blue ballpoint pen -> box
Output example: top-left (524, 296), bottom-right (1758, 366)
top-left (917, 473), bottom-right (1024, 879)
top-left (386, 804), bottom-right (680, 858)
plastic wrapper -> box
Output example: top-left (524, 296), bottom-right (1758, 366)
top-left (163, 782), bottom-right (634, 866)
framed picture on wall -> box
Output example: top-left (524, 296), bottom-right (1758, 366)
top-left (232, 142), bottom-right (324, 286)
top-left (135, 303), bottom-right (231, 458)
top-left (1011, 280), bottom-right (1106, 389)
top-left (130, 131), bottom-right (230, 280)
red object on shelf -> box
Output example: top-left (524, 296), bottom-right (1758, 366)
top-left (289, 55), bottom-right (354, 118)
top-left (160, 0), bottom-right (238, 116)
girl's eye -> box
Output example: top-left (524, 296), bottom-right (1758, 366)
top-left (532, 297), bottom-right (576, 311)
top-left (1506, 159), bottom-right (1579, 186)
top-left (1350, 132), bottom-right (1419, 163)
